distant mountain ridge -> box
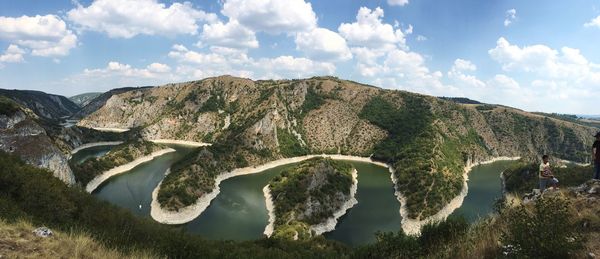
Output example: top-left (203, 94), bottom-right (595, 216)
top-left (0, 89), bottom-right (80, 120)
top-left (71, 87), bottom-right (152, 119)
top-left (69, 92), bottom-right (102, 107)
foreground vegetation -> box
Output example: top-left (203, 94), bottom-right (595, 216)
top-left (268, 158), bottom-right (353, 240)
top-left (70, 139), bottom-right (167, 186)
top-left (0, 219), bottom-right (158, 258)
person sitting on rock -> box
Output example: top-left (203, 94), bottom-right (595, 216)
top-left (539, 154), bottom-right (558, 192)
top-left (593, 132), bottom-right (600, 180)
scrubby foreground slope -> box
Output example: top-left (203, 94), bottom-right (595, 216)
top-left (79, 75), bottom-right (596, 220)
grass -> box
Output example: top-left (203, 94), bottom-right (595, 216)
top-left (0, 219), bottom-right (158, 259)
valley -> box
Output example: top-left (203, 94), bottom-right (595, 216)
top-left (1, 75), bottom-right (598, 256)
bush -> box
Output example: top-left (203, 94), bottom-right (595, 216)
top-left (500, 196), bottom-right (583, 258)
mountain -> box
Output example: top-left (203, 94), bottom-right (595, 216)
top-left (78, 75), bottom-right (596, 221)
top-left (71, 86), bottom-right (153, 119)
top-left (69, 92), bottom-right (102, 107)
top-left (0, 89), bottom-right (80, 120)
top-left (0, 96), bottom-right (75, 184)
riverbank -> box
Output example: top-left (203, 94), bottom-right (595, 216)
top-left (262, 168), bottom-right (359, 237)
top-left (148, 139), bottom-right (211, 147)
top-left (262, 185), bottom-right (275, 237)
top-left (392, 156), bottom-right (521, 235)
top-left (85, 148), bottom-right (176, 193)
top-left (70, 141), bottom-right (123, 155)
top-left (91, 127), bottom-right (130, 133)
top-left (150, 154), bottom-right (385, 225)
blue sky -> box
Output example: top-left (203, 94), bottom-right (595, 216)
top-left (1, 0), bottom-right (600, 114)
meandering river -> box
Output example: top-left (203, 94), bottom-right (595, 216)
top-left (71, 146), bottom-right (515, 246)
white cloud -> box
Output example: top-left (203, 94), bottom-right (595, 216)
top-left (504, 9), bottom-right (517, 27)
top-left (58, 61), bottom-right (178, 95)
top-left (67, 0), bottom-right (217, 38)
top-left (168, 44), bottom-right (333, 80)
top-left (222, 0), bottom-right (317, 34)
top-left (584, 15), bottom-right (600, 28)
top-left (84, 61), bottom-right (173, 79)
top-left (339, 7), bottom-right (406, 51)
top-left (448, 59), bottom-right (485, 88)
top-left (295, 28), bottom-right (352, 61)
top-left (416, 35), bottom-right (427, 41)
top-left (485, 38), bottom-right (600, 112)
top-left (0, 15), bottom-right (77, 57)
top-left (199, 20), bottom-right (258, 49)
top-left (0, 45), bottom-right (25, 63)
top-left (387, 0), bottom-right (409, 6)
top-left (257, 56), bottom-right (335, 78)
top-left (489, 37), bottom-right (600, 81)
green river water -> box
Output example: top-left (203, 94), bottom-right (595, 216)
top-left (71, 145), bottom-right (514, 246)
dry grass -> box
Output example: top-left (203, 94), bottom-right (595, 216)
top-left (0, 219), bottom-right (159, 259)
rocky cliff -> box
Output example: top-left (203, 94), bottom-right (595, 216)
top-left (78, 75), bottom-right (597, 219)
top-left (0, 96), bottom-right (75, 185)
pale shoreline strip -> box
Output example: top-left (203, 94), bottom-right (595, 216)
top-left (71, 141), bottom-right (123, 154)
top-left (91, 127), bottom-right (130, 133)
top-left (148, 139), bottom-right (212, 147)
top-left (262, 185), bottom-right (275, 237)
top-left (151, 154), bottom-right (382, 225)
top-left (263, 168), bottom-right (359, 237)
top-left (85, 148), bottom-right (176, 193)
top-left (391, 156), bottom-right (521, 235)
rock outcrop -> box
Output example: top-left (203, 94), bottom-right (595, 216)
top-left (0, 99), bottom-right (75, 185)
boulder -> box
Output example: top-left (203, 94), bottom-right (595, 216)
top-left (32, 227), bottom-right (53, 237)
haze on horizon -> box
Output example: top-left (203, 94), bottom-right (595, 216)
top-left (1, 0), bottom-right (600, 114)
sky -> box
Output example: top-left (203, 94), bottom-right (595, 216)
top-left (1, 0), bottom-right (600, 114)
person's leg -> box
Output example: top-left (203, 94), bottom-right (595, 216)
top-left (552, 177), bottom-right (559, 189)
top-left (595, 162), bottom-right (600, 180)
top-left (540, 178), bottom-right (547, 192)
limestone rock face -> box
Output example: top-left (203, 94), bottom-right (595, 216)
top-left (0, 109), bottom-right (75, 185)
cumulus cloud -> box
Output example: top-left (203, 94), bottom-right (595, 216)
top-left (339, 7), bottom-right (406, 51)
top-left (0, 45), bottom-right (25, 63)
top-left (83, 61), bottom-right (173, 79)
top-left (485, 38), bottom-right (600, 112)
top-left (295, 28), bottom-right (352, 61)
top-left (67, 0), bottom-right (217, 38)
top-left (58, 61), bottom-right (178, 95)
top-left (199, 20), bottom-right (258, 49)
top-left (0, 15), bottom-right (77, 57)
top-left (447, 59), bottom-right (485, 88)
top-left (222, 0), bottom-right (317, 34)
top-left (504, 9), bottom-right (517, 27)
top-left (489, 37), bottom-right (600, 81)
top-left (257, 56), bottom-right (335, 78)
top-left (387, 0), bottom-right (409, 6)
top-left (167, 44), bottom-right (333, 80)
top-left (584, 15), bottom-right (600, 28)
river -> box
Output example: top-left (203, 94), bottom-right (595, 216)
top-left (72, 146), bottom-right (514, 246)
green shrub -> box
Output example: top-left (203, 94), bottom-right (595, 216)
top-left (500, 196), bottom-right (583, 258)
